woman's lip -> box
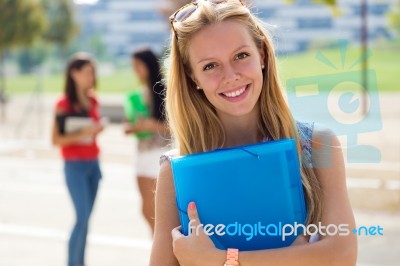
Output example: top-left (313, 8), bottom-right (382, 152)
top-left (219, 84), bottom-right (250, 102)
top-left (219, 84), bottom-right (248, 95)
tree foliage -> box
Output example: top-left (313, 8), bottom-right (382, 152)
top-left (0, 0), bottom-right (78, 107)
top-left (0, 0), bottom-right (46, 51)
top-left (41, 0), bottom-right (79, 47)
top-left (388, 0), bottom-right (400, 36)
top-left (16, 42), bottom-right (48, 73)
top-left (284, 0), bottom-right (335, 5)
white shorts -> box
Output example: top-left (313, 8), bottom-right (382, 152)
top-left (135, 147), bottom-right (169, 178)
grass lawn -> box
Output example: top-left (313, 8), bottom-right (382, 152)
top-left (277, 42), bottom-right (400, 93)
top-left (4, 42), bottom-right (400, 95)
top-left (4, 68), bottom-right (137, 95)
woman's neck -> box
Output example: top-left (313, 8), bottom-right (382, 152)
top-left (76, 87), bottom-right (91, 110)
top-left (218, 104), bottom-right (262, 148)
top-left (143, 81), bottom-right (152, 106)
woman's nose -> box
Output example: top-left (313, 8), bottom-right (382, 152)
top-left (223, 64), bottom-right (240, 85)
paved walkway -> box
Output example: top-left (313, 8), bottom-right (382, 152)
top-left (0, 94), bottom-right (399, 265)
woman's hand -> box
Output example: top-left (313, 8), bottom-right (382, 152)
top-left (171, 202), bottom-right (225, 266)
top-left (80, 123), bottom-right (103, 138)
top-left (124, 118), bottom-right (156, 134)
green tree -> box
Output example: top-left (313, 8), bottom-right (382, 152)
top-left (16, 42), bottom-right (49, 74)
top-left (89, 34), bottom-right (108, 60)
top-left (388, 0), bottom-right (400, 36)
top-left (0, 0), bottom-right (46, 51)
top-left (0, 0), bottom-right (46, 120)
top-left (313, 0), bottom-right (335, 5)
top-left (15, 0), bottom-right (79, 73)
top-left (0, 0), bottom-right (78, 120)
top-left (41, 0), bottom-right (79, 47)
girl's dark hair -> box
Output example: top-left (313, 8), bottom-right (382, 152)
top-left (132, 49), bottom-right (166, 122)
top-left (64, 53), bottom-right (96, 110)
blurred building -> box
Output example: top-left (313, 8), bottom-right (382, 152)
top-left (75, 0), bottom-right (170, 58)
top-left (252, 0), bottom-right (395, 54)
top-left (74, 0), bottom-right (396, 59)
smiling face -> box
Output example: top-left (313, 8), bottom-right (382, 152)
top-left (188, 20), bottom-right (265, 118)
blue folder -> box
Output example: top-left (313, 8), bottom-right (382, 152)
top-left (170, 138), bottom-right (307, 251)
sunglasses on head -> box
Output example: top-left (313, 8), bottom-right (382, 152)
top-left (169, 0), bottom-right (245, 36)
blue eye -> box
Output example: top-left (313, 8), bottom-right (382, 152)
top-left (203, 63), bottom-right (216, 71)
top-left (236, 52), bottom-right (249, 60)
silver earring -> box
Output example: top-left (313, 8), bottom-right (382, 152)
top-left (261, 65), bottom-right (265, 69)
top-left (196, 86), bottom-right (201, 90)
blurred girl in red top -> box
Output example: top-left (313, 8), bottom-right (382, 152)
top-left (51, 52), bottom-right (104, 266)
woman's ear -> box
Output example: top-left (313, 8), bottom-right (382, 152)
top-left (190, 75), bottom-right (202, 90)
top-left (190, 73), bottom-right (200, 88)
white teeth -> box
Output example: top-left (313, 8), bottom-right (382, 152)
top-left (222, 86), bottom-right (246, 98)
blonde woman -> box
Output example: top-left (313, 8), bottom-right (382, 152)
top-left (150, 1), bottom-right (357, 265)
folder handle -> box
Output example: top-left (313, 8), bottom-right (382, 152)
top-left (239, 148), bottom-right (260, 159)
top-left (214, 147), bottom-right (260, 159)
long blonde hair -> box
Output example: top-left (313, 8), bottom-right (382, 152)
top-left (164, 0), bottom-right (323, 225)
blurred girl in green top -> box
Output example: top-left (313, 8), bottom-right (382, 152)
top-left (123, 49), bottom-right (170, 234)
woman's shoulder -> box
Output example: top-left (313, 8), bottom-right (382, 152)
top-left (159, 148), bottom-right (179, 165)
top-left (296, 121), bottom-right (338, 168)
top-left (87, 90), bottom-right (99, 106)
top-left (296, 121), bottom-right (314, 166)
top-left (55, 96), bottom-right (69, 113)
top-left (296, 121), bottom-right (338, 167)
top-left (312, 123), bottom-right (336, 139)
top-left (56, 95), bottom-right (67, 105)
top-left (310, 123), bottom-right (339, 168)
top-left (296, 121), bottom-right (336, 141)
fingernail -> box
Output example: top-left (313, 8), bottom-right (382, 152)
top-left (189, 202), bottom-right (196, 210)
